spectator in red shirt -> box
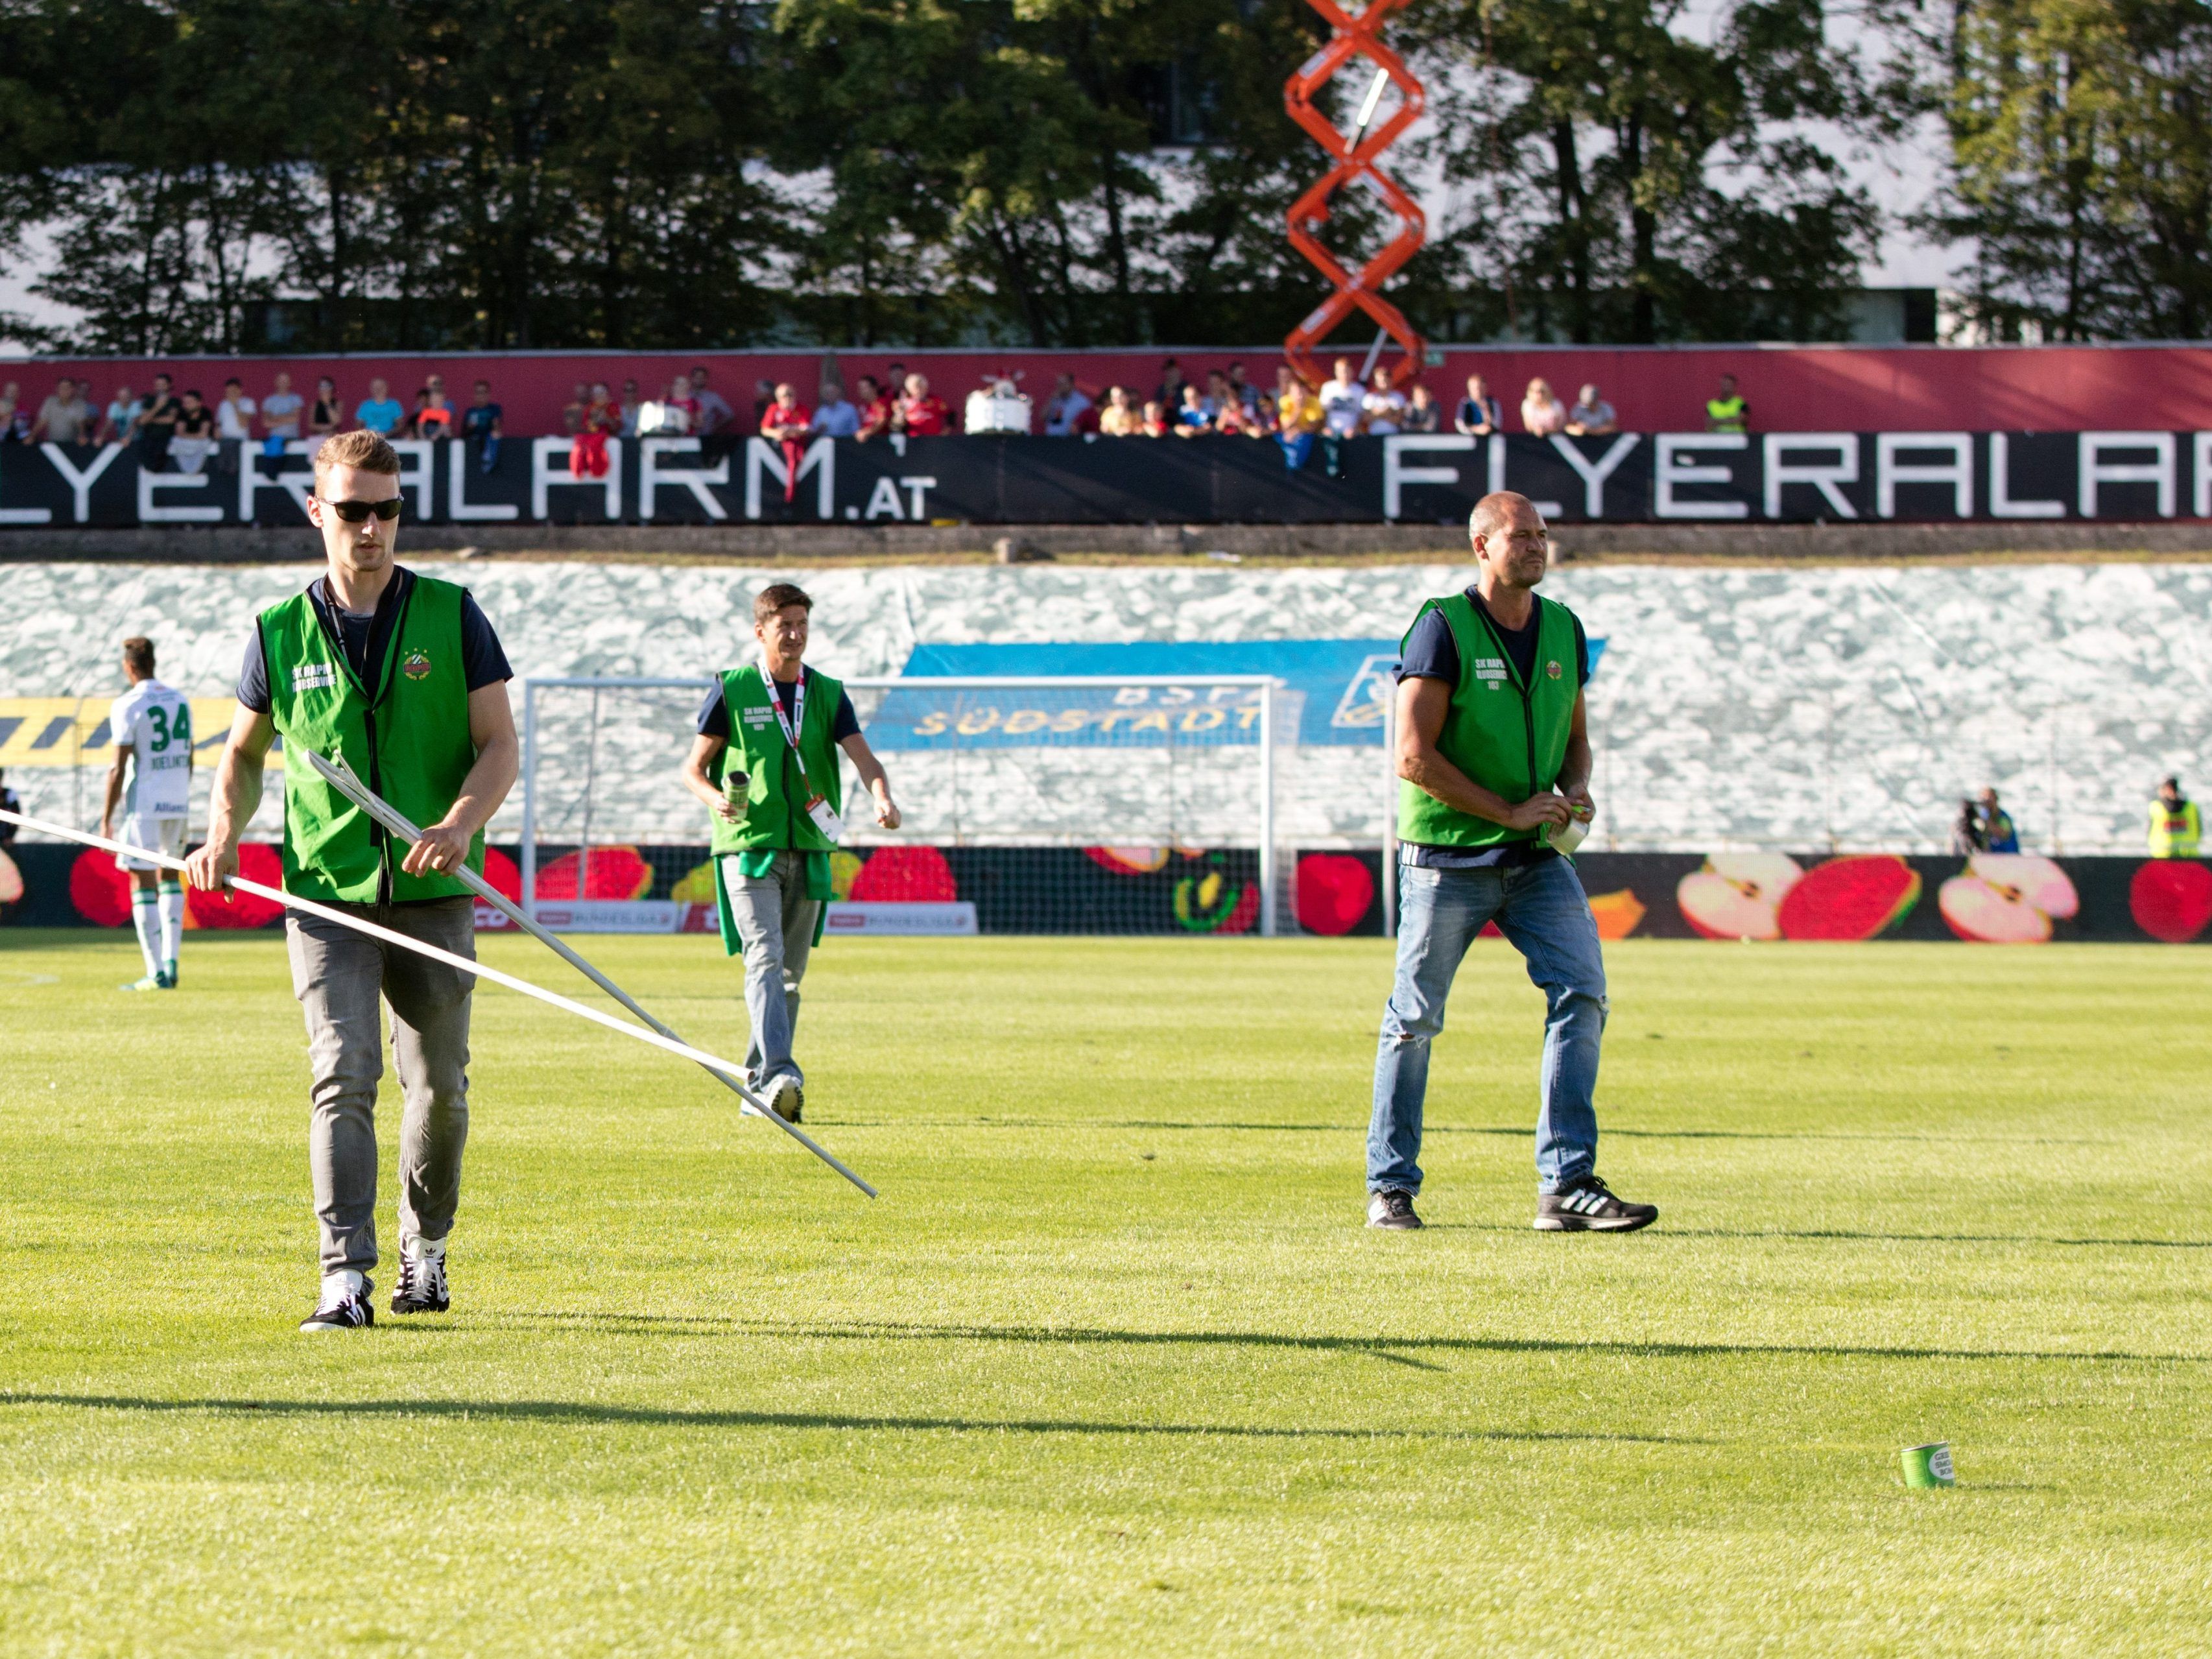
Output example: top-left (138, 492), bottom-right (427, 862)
top-left (853, 375), bottom-right (896, 441)
top-left (759, 383), bottom-right (811, 442)
top-left (898, 372), bottom-right (952, 436)
top-left (1139, 399), bottom-right (1170, 438)
top-left (571, 382), bottom-right (618, 479)
top-left (759, 382), bottom-right (813, 502)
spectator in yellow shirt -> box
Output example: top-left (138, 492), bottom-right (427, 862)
top-left (1276, 365), bottom-right (1321, 470)
top-left (1097, 386), bottom-right (1143, 437)
top-left (2149, 777), bottom-right (2202, 857)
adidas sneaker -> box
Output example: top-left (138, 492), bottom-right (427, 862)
top-left (390, 1238), bottom-right (449, 1315)
top-left (300, 1272), bottom-right (375, 1331)
top-left (1534, 1175), bottom-right (1658, 1233)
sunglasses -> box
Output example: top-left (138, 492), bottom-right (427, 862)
top-left (318, 495), bottom-right (403, 523)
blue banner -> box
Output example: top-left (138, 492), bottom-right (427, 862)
top-left (868, 638), bottom-right (1604, 750)
top-left (871, 640), bottom-right (1390, 749)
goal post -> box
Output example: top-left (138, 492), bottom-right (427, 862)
top-left (514, 673), bottom-right (1302, 936)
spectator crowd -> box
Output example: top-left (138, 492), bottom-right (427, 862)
top-left (0, 359), bottom-right (1747, 477)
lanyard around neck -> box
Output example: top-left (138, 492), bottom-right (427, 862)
top-left (761, 663), bottom-right (814, 789)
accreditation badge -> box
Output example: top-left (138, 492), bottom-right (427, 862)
top-left (804, 794), bottom-right (844, 843)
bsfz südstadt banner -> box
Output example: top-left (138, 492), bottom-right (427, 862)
top-left (3, 431), bottom-right (2209, 527)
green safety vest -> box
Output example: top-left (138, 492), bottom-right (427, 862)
top-left (258, 572), bottom-right (483, 903)
top-left (709, 663), bottom-right (846, 855)
top-left (1397, 591), bottom-right (1580, 850)
top-left (1706, 394), bottom-right (1747, 433)
top-left (2149, 799), bottom-right (2201, 858)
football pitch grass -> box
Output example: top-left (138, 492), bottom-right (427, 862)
top-left (1, 929), bottom-right (2207, 1656)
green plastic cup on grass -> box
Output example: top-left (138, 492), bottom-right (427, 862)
top-left (1901, 1442), bottom-right (1955, 1488)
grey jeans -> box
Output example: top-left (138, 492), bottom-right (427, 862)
top-left (285, 896), bottom-right (474, 1277)
top-left (722, 852), bottom-right (820, 1088)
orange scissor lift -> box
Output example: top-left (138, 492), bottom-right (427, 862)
top-left (1283, 0), bottom-right (1428, 389)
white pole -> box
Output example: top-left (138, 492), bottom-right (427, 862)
top-left (1381, 688), bottom-right (1397, 937)
top-left (519, 679), bottom-right (538, 914)
top-left (577, 684), bottom-right (600, 904)
top-left (296, 751), bottom-right (875, 1198)
top-left (0, 804), bottom-right (880, 1194)
top-left (1259, 679), bottom-right (1277, 938)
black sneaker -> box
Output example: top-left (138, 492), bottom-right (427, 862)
top-left (1535, 1175), bottom-right (1658, 1232)
top-left (390, 1246), bottom-right (449, 1315)
top-left (1366, 1189), bottom-right (1423, 1230)
top-left (300, 1277), bottom-right (375, 1332)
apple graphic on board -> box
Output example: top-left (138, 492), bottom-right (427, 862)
top-left (1776, 853), bottom-right (1922, 940)
top-left (2129, 860), bottom-right (2212, 943)
top-left (1676, 853), bottom-right (1803, 940)
top-left (1938, 853), bottom-right (2080, 944)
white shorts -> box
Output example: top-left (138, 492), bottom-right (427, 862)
top-left (114, 815), bottom-right (187, 874)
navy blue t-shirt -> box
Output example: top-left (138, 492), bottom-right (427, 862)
top-left (1397, 586), bottom-right (1589, 869)
top-left (237, 569), bottom-right (512, 711)
top-left (693, 674), bottom-right (861, 744)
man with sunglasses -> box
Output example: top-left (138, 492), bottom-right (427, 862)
top-left (1364, 491), bottom-right (1656, 1236)
top-left (187, 429), bottom-right (518, 1332)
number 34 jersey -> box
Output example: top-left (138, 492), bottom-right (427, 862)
top-left (109, 678), bottom-right (194, 818)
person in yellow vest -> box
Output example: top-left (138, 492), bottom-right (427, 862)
top-left (2148, 776), bottom-right (2201, 857)
top-left (1705, 373), bottom-right (1748, 433)
top-left (680, 584), bottom-right (901, 1125)
top-left (187, 428), bottom-right (519, 1332)
top-left (1367, 490), bottom-right (1657, 1234)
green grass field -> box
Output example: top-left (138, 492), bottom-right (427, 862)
top-left (1, 929), bottom-right (2208, 1656)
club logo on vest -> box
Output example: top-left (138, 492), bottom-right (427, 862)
top-left (291, 662), bottom-right (337, 693)
top-left (402, 647), bottom-right (433, 682)
top-left (1546, 660), bottom-right (1562, 678)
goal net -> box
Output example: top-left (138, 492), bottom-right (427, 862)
top-left (514, 674), bottom-right (1303, 935)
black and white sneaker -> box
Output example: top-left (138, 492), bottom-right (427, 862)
top-left (1534, 1175), bottom-right (1658, 1232)
top-left (761, 1073), bottom-right (803, 1123)
top-left (390, 1241), bottom-right (449, 1315)
top-left (300, 1274), bottom-right (375, 1331)
top-left (1366, 1189), bottom-right (1423, 1230)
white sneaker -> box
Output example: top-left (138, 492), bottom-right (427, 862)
top-left (390, 1237), bottom-right (449, 1315)
top-left (300, 1271), bottom-right (375, 1331)
top-left (761, 1074), bottom-right (803, 1123)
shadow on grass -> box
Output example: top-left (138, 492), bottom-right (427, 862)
top-left (0, 1394), bottom-right (1682, 1444)
top-left (853, 1119), bottom-right (2107, 1147)
top-left (1422, 1224), bottom-right (2211, 1251)
top-left (481, 1313), bottom-right (2205, 1367)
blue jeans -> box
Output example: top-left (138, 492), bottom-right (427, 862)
top-left (1278, 431), bottom-right (1313, 470)
top-left (1368, 855), bottom-right (1608, 1195)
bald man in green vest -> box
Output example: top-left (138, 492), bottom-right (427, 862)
top-left (187, 428), bottom-right (518, 1332)
top-left (1366, 491), bottom-right (1657, 1235)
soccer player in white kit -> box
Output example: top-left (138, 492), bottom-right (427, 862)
top-left (101, 637), bottom-right (193, 991)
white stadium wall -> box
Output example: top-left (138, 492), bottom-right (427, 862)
top-left (3, 560), bottom-right (2207, 857)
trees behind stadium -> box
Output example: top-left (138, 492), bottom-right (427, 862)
top-left (0, 0), bottom-right (2204, 354)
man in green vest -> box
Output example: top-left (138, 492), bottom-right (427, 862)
top-left (679, 582), bottom-right (901, 1125)
top-left (1704, 374), bottom-right (1748, 434)
top-left (1367, 491), bottom-right (1657, 1234)
top-left (185, 428), bottom-right (518, 1333)
top-left (2149, 776), bottom-right (2201, 857)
